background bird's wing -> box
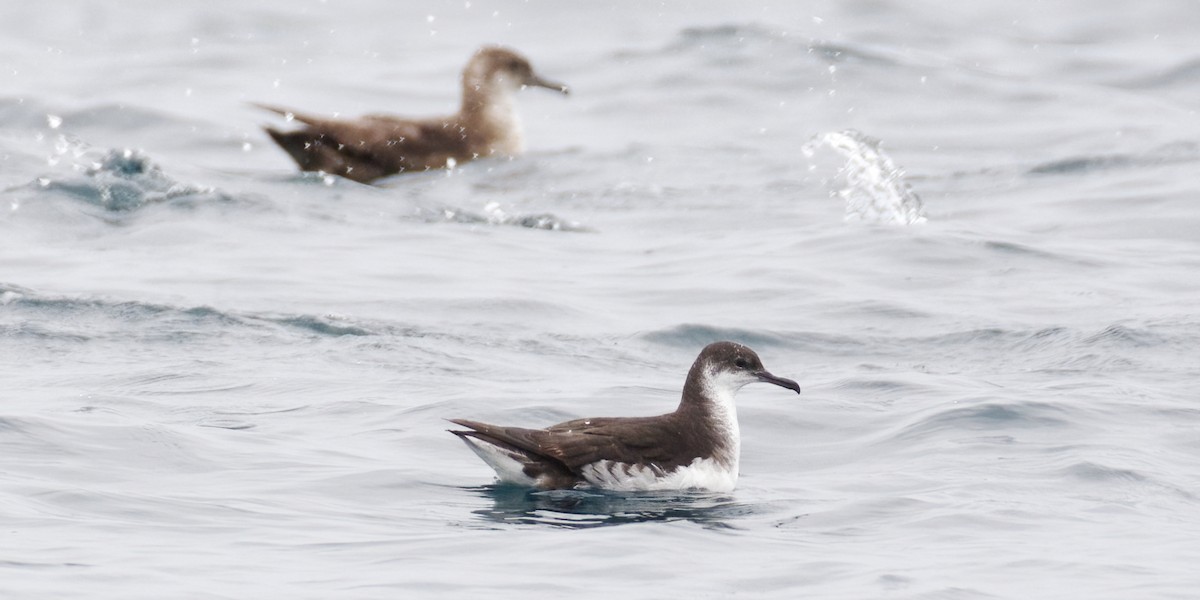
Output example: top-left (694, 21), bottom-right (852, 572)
top-left (256, 104), bottom-right (467, 174)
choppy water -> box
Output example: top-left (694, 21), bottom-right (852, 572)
top-left (3, 1), bottom-right (1200, 598)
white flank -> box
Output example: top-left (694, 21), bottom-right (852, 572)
top-left (580, 456), bottom-right (738, 493)
top-left (458, 436), bottom-right (537, 487)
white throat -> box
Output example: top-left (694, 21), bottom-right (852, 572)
top-left (464, 76), bottom-right (526, 156)
top-left (698, 365), bottom-right (753, 472)
top-left (481, 88), bottom-right (523, 153)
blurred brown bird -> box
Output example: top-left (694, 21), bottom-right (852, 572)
top-left (255, 45), bottom-right (568, 183)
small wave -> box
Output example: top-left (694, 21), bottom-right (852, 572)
top-left (881, 400), bottom-right (1069, 447)
top-left (0, 560), bottom-right (89, 570)
top-left (803, 130), bottom-right (927, 225)
top-left (1117, 57), bottom-right (1200, 90)
top-left (0, 282), bottom-right (35, 300)
top-left (808, 41), bottom-right (904, 67)
top-left (670, 23), bottom-right (791, 55)
top-left (196, 419), bottom-right (257, 431)
top-left (648, 23), bottom-right (793, 58)
top-left (1026, 141), bottom-right (1199, 176)
top-left (423, 202), bottom-right (589, 232)
top-left (637, 322), bottom-right (1196, 370)
top-left (878, 321), bottom-right (1199, 377)
top-left (676, 23), bottom-right (779, 43)
top-left (1082, 324), bottom-right (1168, 349)
top-left (637, 324), bottom-right (795, 350)
top-left (1027, 155), bottom-right (1134, 176)
top-left (266, 314), bottom-right (373, 337)
top-left (902, 322), bottom-right (1186, 362)
top-left (0, 285), bottom-right (407, 342)
top-left (1058, 461), bottom-right (1197, 501)
top-left (40, 148), bottom-right (237, 213)
top-left (1061, 461), bottom-right (1148, 483)
top-left (831, 377), bottom-right (929, 394)
top-left (981, 240), bottom-right (1092, 265)
top-left (639, 324), bottom-right (892, 358)
top-left (614, 23), bottom-right (804, 75)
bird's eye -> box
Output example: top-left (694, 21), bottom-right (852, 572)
top-left (734, 358), bottom-right (749, 369)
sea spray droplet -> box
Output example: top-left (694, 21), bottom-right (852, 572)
top-left (803, 129), bottom-right (927, 226)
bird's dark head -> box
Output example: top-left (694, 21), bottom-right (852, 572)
top-left (695, 341), bottom-right (802, 396)
top-left (467, 45), bottom-right (569, 95)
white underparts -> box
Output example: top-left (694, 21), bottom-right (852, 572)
top-left (579, 457), bottom-right (738, 493)
top-left (458, 435), bottom-right (739, 492)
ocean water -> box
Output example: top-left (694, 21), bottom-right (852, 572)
top-left (2, 1), bottom-right (1199, 598)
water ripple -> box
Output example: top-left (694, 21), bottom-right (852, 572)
top-left (1026, 142), bottom-right (1199, 176)
top-left (0, 283), bottom-right (422, 342)
top-left (638, 323), bottom-right (796, 350)
top-left (465, 485), bottom-right (751, 530)
top-left (422, 203), bottom-right (589, 232)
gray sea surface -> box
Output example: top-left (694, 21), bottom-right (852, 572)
top-left (2, 1), bottom-right (1199, 598)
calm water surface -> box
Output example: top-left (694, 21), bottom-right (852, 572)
top-left (2, 1), bottom-right (1199, 598)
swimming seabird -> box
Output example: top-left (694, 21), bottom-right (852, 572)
top-left (255, 45), bottom-right (568, 183)
top-left (449, 341), bottom-right (801, 492)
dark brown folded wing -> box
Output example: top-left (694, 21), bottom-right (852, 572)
top-left (450, 414), bottom-right (696, 475)
top-left (256, 104), bottom-right (470, 181)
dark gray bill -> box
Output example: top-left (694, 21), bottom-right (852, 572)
top-left (755, 370), bottom-right (802, 394)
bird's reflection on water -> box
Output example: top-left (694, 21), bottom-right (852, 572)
top-left (465, 484), bottom-right (755, 529)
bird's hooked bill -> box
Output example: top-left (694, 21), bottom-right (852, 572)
top-left (527, 75), bottom-right (570, 95)
top-left (755, 370), bottom-right (802, 394)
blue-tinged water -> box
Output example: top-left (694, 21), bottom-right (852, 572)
top-left (3, 1), bottom-right (1199, 598)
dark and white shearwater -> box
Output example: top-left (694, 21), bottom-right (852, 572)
top-left (255, 45), bottom-right (568, 183)
top-left (449, 341), bottom-right (801, 492)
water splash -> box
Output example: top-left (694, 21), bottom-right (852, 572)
top-left (803, 129), bottom-right (926, 225)
top-left (46, 133), bottom-right (89, 167)
top-left (43, 148), bottom-right (232, 212)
